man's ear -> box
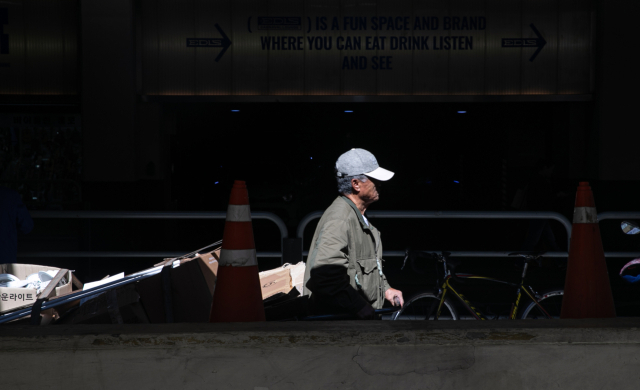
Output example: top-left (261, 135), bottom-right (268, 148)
top-left (351, 178), bottom-right (360, 193)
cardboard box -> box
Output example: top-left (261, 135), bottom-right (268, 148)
top-left (0, 264), bottom-right (72, 313)
top-left (259, 267), bottom-right (292, 299)
top-left (258, 262), bottom-right (306, 299)
top-left (136, 249), bottom-right (219, 323)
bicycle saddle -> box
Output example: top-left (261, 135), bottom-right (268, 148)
top-left (508, 252), bottom-right (546, 263)
top-left (508, 251), bottom-right (546, 257)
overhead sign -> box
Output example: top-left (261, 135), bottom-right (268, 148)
top-left (139, 0), bottom-right (593, 98)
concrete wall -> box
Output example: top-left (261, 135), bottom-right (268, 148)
top-left (2, 319), bottom-right (640, 389)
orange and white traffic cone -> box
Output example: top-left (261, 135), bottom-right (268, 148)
top-left (560, 182), bottom-right (616, 319)
top-left (209, 180), bottom-right (265, 322)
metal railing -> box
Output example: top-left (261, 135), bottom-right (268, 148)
top-left (0, 179), bottom-right (83, 204)
top-left (18, 210), bottom-right (640, 262)
top-left (297, 210), bottom-right (573, 257)
top-left (596, 212), bottom-right (640, 258)
top-left (598, 212), bottom-right (640, 222)
top-left (20, 210), bottom-right (288, 259)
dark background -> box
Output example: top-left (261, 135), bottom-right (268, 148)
top-left (8, 100), bottom-right (640, 315)
top-left (1, 0), bottom-right (639, 315)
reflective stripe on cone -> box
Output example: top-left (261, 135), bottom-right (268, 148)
top-left (573, 207), bottom-right (598, 223)
top-left (226, 204), bottom-right (252, 222)
top-left (219, 249), bottom-right (258, 267)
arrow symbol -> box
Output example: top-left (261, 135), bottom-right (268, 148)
top-left (213, 24), bottom-right (231, 62)
top-left (185, 23), bottom-right (232, 62)
top-left (501, 23), bottom-right (547, 62)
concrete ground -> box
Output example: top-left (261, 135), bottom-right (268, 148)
top-left (2, 319), bottom-right (640, 390)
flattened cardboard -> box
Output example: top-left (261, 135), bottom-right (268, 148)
top-left (195, 251), bottom-right (220, 296)
top-left (258, 262), bottom-right (305, 299)
top-left (56, 283), bottom-right (147, 324)
top-left (259, 267), bottom-right (291, 299)
top-left (0, 286), bottom-right (38, 313)
top-left (136, 248), bottom-right (220, 323)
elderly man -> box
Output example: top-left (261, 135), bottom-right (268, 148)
top-left (303, 149), bottom-right (403, 319)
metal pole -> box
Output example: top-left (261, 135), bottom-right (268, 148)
top-left (18, 251), bottom-right (283, 258)
top-left (297, 210), bottom-right (572, 248)
top-left (300, 250), bottom-right (573, 258)
top-left (29, 210), bottom-right (289, 240)
top-left (299, 250), bottom-right (637, 259)
top-left (597, 212), bottom-right (640, 221)
top-left (593, 212), bottom-right (640, 260)
top-left (26, 211), bottom-right (289, 261)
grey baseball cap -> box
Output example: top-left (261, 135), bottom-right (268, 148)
top-left (335, 148), bottom-right (394, 181)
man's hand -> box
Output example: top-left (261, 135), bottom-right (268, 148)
top-left (385, 288), bottom-right (404, 307)
top-left (356, 303), bottom-right (376, 320)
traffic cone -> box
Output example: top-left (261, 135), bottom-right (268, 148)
top-left (209, 181), bottom-right (265, 322)
top-left (560, 182), bottom-right (616, 319)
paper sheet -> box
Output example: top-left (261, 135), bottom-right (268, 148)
top-left (80, 272), bottom-right (125, 305)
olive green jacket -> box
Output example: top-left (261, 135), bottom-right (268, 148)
top-left (303, 196), bottom-right (391, 313)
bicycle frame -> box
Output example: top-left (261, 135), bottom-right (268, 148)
top-left (432, 261), bottom-right (554, 320)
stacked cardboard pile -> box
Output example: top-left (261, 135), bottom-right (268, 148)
top-left (0, 248), bottom-right (222, 325)
top-left (2, 251), bottom-right (311, 324)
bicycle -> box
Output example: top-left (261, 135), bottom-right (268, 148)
top-left (391, 251), bottom-right (564, 320)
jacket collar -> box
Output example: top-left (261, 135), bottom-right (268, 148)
top-left (340, 196), bottom-right (370, 231)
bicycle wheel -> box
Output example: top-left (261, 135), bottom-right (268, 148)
top-left (391, 293), bottom-right (458, 320)
top-left (519, 290), bottom-right (564, 319)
